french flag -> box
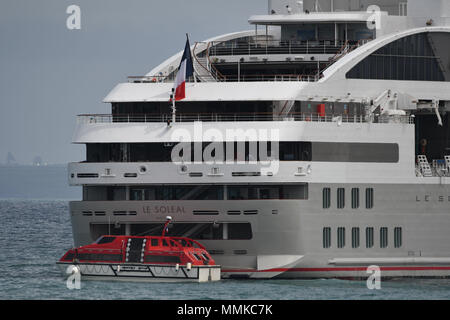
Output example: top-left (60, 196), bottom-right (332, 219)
top-left (173, 36), bottom-right (194, 101)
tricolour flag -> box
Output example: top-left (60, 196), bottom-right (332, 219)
top-left (173, 35), bottom-right (194, 101)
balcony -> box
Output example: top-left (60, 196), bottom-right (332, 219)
top-left (77, 113), bottom-right (414, 124)
top-left (206, 40), bottom-right (364, 57)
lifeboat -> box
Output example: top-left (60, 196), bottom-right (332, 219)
top-left (57, 217), bottom-right (221, 283)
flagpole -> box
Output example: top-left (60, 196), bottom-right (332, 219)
top-left (171, 88), bottom-right (176, 123)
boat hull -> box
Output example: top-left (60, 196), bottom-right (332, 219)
top-left (57, 262), bottom-right (221, 283)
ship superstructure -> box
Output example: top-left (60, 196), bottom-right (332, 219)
top-left (68, 0), bottom-right (450, 278)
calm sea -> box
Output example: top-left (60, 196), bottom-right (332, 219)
top-left (1, 166), bottom-right (450, 300)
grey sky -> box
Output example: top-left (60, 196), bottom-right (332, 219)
top-left (0, 0), bottom-right (266, 165)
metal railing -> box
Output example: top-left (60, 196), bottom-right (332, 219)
top-left (78, 113), bottom-right (414, 124)
top-left (206, 40), bottom-right (366, 56)
top-left (128, 74), bottom-right (319, 83)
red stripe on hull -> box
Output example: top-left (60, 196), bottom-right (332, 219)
top-left (222, 266), bottom-right (450, 273)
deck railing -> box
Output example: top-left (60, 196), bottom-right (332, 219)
top-left (128, 74), bottom-right (320, 83)
top-left (205, 40), bottom-right (366, 56)
top-left (78, 113), bottom-right (414, 124)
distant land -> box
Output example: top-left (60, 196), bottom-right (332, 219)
top-left (0, 164), bottom-right (81, 200)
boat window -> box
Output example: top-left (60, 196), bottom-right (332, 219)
top-left (346, 32), bottom-right (449, 82)
top-left (177, 239), bottom-right (190, 247)
top-left (150, 238), bottom-right (159, 247)
top-left (87, 142), bottom-right (399, 163)
top-left (130, 185), bottom-right (224, 201)
top-left (192, 253), bottom-right (201, 261)
top-left (91, 223), bottom-right (253, 241)
top-left (337, 227), bottom-right (345, 248)
top-left (366, 227), bottom-right (374, 248)
top-left (228, 223), bottom-right (252, 240)
top-left (352, 227), bottom-right (360, 248)
top-left (337, 188), bottom-right (345, 209)
top-left (77, 253), bottom-right (122, 262)
top-left (323, 188), bottom-right (331, 209)
top-left (169, 239), bottom-right (179, 247)
top-left (351, 188), bottom-right (360, 209)
top-left (144, 255), bottom-right (181, 264)
top-left (227, 184), bottom-right (308, 200)
top-left (312, 142), bottom-right (399, 163)
top-left (96, 236), bottom-right (116, 245)
top-left (323, 227), bottom-right (331, 249)
top-left (366, 188), bottom-right (374, 209)
top-left (380, 227), bottom-right (388, 248)
top-left (394, 227), bottom-right (402, 248)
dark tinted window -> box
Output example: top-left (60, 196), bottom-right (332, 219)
top-left (88, 142), bottom-right (398, 163)
top-left (347, 32), bottom-right (449, 81)
top-left (228, 223), bottom-right (252, 240)
top-left (77, 253), bottom-right (122, 262)
top-left (144, 255), bottom-right (181, 264)
top-left (312, 142), bottom-right (399, 163)
top-left (96, 236), bottom-right (116, 245)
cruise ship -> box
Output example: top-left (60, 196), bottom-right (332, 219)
top-left (68, 0), bottom-right (450, 279)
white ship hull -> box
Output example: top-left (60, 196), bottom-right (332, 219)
top-left (67, 0), bottom-right (450, 280)
top-left (69, 183), bottom-right (450, 279)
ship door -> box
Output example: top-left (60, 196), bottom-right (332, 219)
top-left (126, 238), bottom-right (145, 263)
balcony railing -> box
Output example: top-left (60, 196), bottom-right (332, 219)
top-left (78, 113), bottom-right (414, 124)
top-left (128, 74), bottom-right (320, 83)
top-left (205, 40), bottom-right (367, 56)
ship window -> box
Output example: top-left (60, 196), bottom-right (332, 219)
top-left (227, 184), bottom-right (308, 200)
top-left (96, 236), bottom-right (116, 245)
top-left (337, 227), bottom-right (345, 248)
top-left (323, 188), bottom-right (331, 209)
top-left (394, 227), bottom-right (402, 248)
top-left (312, 142), bottom-right (399, 163)
top-left (352, 227), bottom-right (360, 248)
top-left (130, 185), bottom-right (224, 201)
top-left (150, 239), bottom-right (159, 247)
top-left (337, 188), bottom-right (345, 209)
top-left (380, 227), bottom-right (388, 248)
top-left (90, 223), bottom-right (252, 241)
top-left (366, 188), bottom-right (374, 209)
top-left (351, 188), bottom-right (360, 209)
top-left (346, 32), bottom-right (449, 82)
top-left (86, 142), bottom-right (399, 163)
top-left (323, 227), bottom-right (331, 248)
top-left (144, 255), bottom-right (181, 264)
top-left (366, 227), bottom-right (374, 248)
top-left (228, 223), bottom-right (252, 240)
top-left (77, 253), bottom-right (122, 262)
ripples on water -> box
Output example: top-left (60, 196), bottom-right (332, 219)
top-left (1, 200), bottom-right (450, 300)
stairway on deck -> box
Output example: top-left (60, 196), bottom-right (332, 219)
top-left (193, 56), bottom-right (217, 82)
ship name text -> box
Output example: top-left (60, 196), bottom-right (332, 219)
top-left (143, 205), bottom-right (186, 214)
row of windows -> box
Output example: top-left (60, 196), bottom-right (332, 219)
top-left (347, 32), bottom-right (449, 82)
top-left (323, 227), bottom-right (402, 249)
top-left (91, 223), bottom-right (253, 241)
top-left (84, 184), bottom-right (309, 201)
top-left (86, 142), bottom-right (399, 163)
top-left (323, 188), bottom-right (374, 209)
